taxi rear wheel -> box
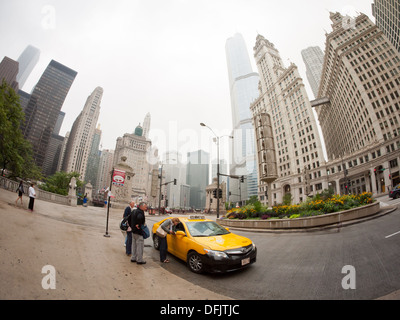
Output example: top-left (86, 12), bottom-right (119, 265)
top-left (153, 234), bottom-right (160, 250)
top-left (187, 251), bottom-right (204, 274)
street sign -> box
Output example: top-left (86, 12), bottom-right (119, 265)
top-left (112, 169), bottom-right (126, 186)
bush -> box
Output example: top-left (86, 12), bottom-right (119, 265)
top-left (226, 212), bottom-right (238, 219)
top-left (237, 212), bottom-right (247, 220)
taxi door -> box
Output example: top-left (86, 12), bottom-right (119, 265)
top-left (168, 227), bottom-right (190, 261)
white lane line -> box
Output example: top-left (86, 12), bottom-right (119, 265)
top-left (385, 230), bottom-right (400, 239)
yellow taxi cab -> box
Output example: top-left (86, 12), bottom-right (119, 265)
top-left (152, 215), bottom-right (257, 273)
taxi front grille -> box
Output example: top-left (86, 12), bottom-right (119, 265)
top-left (225, 244), bottom-right (253, 256)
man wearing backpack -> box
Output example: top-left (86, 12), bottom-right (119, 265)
top-left (123, 201), bottom-right (136, 256)
top-left (130, 202), bottom-right (147, 264)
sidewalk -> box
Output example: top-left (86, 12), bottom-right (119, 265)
top-left (0, 188), bottom-right (230, 300)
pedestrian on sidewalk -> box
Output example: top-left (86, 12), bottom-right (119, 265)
top-left (130, 202), bottom-right (147, 264)
top-left (123, 201), bottom-right (136, 256)
top-left (83, 194), bottom-right (88, 207)
top-left (28, 183), bottom-right (36, 212)
top-left (15, 180), bottom-right (24, 207)
top-left (159, 217), bottom-right (180, 263)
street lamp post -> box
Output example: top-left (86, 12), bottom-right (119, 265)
top-left (200, 123), bottom-right (233, 219)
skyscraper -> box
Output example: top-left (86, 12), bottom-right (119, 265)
top-left (142, 112), bottom-right (151, 139)
top-left (372, 0), bottom-right (400, 53)
top-left (22, 60), bottom-right (77, 170)
top-left (85, 124), bottom-right (102, 187)
top-left (225, 33), bottom-right (260, 203)
top-left (42, 111), bottom-right (66, 176)
top-left (315, 12), bottom-right (400, 192)
top-left (16, 45), bottom-right (40, 89)
top-left (186, 150), bottom-right (209, 209)
top-left (62, 87), bottom-right (103, 181)
top-left (250, 35), bottom-right (326, 205)
top-left (97, 149), bottom-right (114, 193)
top-left (0, 56), bottom-right (19, 90)
top-left (301, 46), bottom-right (324, 99)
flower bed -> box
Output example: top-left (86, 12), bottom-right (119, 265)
top-left (218, 201), bottom-right (380, 230)
top-left (224, 192), bottom-right (374, 221)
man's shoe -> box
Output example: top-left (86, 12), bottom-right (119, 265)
top-left (130, 259), bottom-right (136, 263)
top-left (137, 261), bottom-right (146, 265)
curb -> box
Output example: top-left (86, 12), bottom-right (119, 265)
top-left (220, 205), bottom-right (398, 234)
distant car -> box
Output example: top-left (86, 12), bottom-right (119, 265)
top-left (164, 207), bottom-right (172, 214)
top-left (152, 215), bottom-right (257, 273)
top-left (389, 185), bottom-right (400, 199)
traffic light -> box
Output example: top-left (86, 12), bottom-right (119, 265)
top-left (240, 176), bottom-right (244, 183)
top-left (218, 188), bottom-right (223, 199)
top-left (173, 178), bottom-right (177, 185)
top-left (212, 189), bottom-right (217, 198)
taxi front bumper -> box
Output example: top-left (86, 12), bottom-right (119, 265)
top-left (201, 245), bottom-right (257, 273)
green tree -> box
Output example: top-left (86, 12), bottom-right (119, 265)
top-left (0, 80), bottom-right (41, 179)
top-left (282, 193), bottom-right (292, 206)
top-left (41, 171), bottom-right (83, 196)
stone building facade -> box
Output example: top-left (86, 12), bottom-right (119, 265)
top-left (314, 12), bottom-right (400, 195)
top-left (250, 35), bottom-right (326, 205)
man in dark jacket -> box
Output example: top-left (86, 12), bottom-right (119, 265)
top-left (130, 202), bottom-right (147, 264)
top-left (123, 201), bottom-right (136, 255)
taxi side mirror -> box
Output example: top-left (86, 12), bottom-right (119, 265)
top-left (175, 231), bottom-right (186, 236)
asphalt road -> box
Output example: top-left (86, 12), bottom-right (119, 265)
top-left (148, 200), bottom-right (400, 300)
top-left (1, 185), bottom-right (399, 300)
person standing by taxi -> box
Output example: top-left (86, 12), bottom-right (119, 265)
top-left (130, 202), bottom-right (147, 264)
top-left (123, 201), bottom-right (135, 256)
top-left (159, 217), bottom-right (180, 263)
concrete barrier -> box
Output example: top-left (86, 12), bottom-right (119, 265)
top-left (0, 176), bottom-right (70, 206)
top-left (217, 202), bottom-right (381, 230)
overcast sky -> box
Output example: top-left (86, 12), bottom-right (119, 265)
top-left (0, 0), bottom-right (374, 163)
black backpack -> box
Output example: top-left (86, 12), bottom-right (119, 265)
top-left (119, 209), bottom-right (137, 231)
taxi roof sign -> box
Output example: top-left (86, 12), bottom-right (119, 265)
top-left (188, 215), bottom-right (205, 220)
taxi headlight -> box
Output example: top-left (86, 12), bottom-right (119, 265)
top-left (204, 249), bottom-right (228, 259)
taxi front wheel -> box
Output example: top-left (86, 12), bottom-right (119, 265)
top-left (153, 234), bottom-right (160, 250)
top-left (187, 252), bottom-right (204, 274)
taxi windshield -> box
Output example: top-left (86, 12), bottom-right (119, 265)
top-left (186, 221), bottom-right (230, 237)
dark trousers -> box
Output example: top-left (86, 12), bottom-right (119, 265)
top-left (126, 231), bottom-right (132, 255)
top-left (159, 236), bottom-right (168, 262)
top-left (28, 197), bottom-right (35, 211)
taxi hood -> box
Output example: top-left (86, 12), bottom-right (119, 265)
top-left (193, 232), bottom-right (252, 251)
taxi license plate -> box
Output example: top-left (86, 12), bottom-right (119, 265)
top-left (241, 257), bottom-right (250, 266)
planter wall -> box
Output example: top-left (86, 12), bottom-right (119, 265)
top-left (217, 202), bottom-right (380, 230)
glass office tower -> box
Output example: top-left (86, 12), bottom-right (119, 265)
top-left (22, 59), bottom-right (77, 170)
top-left (225, 33), bottom-right (260, 203)
top-left (301, 46), bottom-right (324, 99)
top-left (16, 45), bottom-right (40, 89)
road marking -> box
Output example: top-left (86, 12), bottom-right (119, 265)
top-left (385, 230), bottom-right (400, 239)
